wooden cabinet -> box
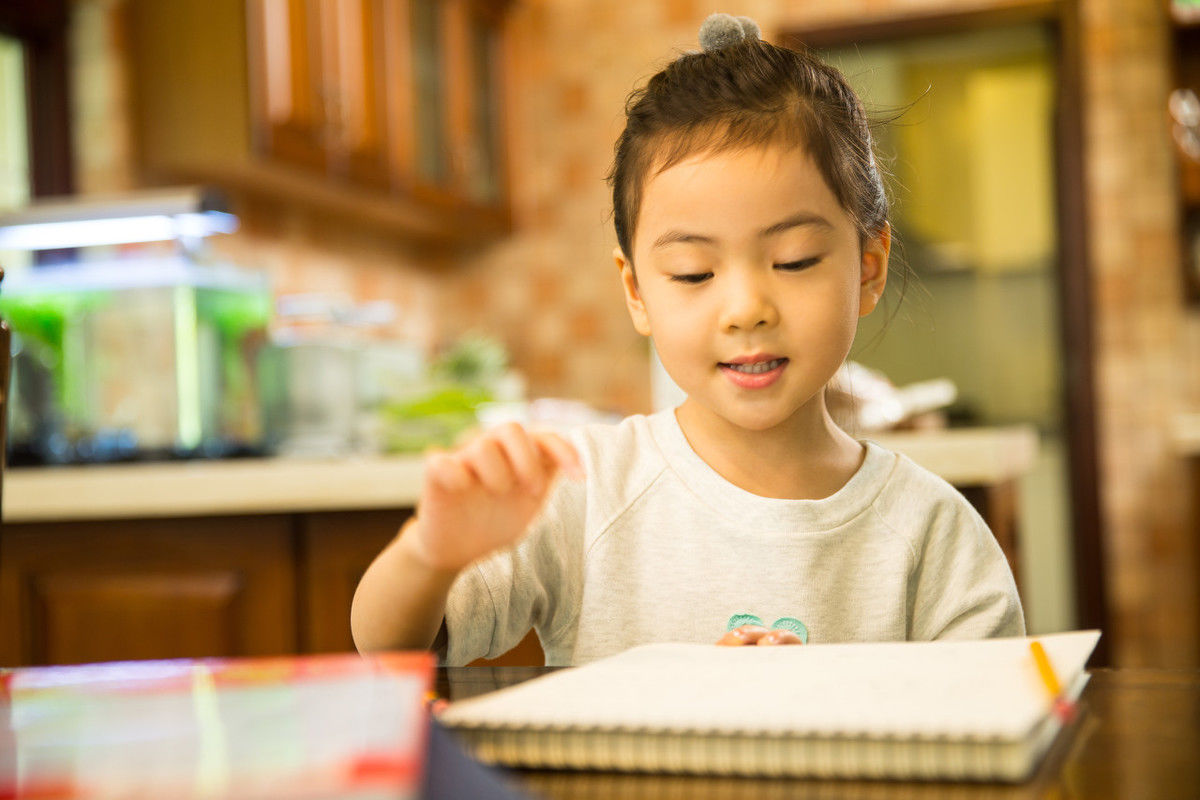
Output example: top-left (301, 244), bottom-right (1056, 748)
top-left (249, 0), bottom-right (338, 178)
top-left (299, 509), bottom-right (410, 654)
top-left (0, 508), bottom-right (548, 668)
top-left (127, 0), bottom-right (511, 244)
top-left (1170, 2), bottom-right (1200, 301)
top-left (0, 512), bottom-right (396, 668)
top-left (297, 508), bottom-right (544, 665)
top-left (248, 0), bottom-right (393, 188)
top-left (0, 516), bottom-right (296, 666)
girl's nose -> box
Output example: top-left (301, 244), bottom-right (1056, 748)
top-left (719, 271), bottom-right (779, 332)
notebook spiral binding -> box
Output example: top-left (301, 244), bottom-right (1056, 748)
top-left (452, 723), bottom-right (1035, 781)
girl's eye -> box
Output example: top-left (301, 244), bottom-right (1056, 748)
top-left (775, 257), bottom-right (820, 272)
top-left (670, 272), bottom-right (713, 285)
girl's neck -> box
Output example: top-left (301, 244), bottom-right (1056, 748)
top-left (674, 400), bottom-right (865, 501)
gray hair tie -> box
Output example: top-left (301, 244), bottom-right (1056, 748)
top-left (698, 13), bottom-right (761, 51)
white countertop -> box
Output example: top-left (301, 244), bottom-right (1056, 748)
top-left (3, 425), bottom-right (1038, 523)
top-left (3, 456), bottom-right (427, 523)
top-left (868, 425), bottom-right (1039, 486)
top-left (1171, 412), bottom-right (1200, 456)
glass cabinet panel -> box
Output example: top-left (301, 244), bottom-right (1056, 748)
top-left (255, 0), bottom-right (328, 172)
top-left (0, 33), bottom-right (29, 212)
top-left (411, 0), bottom-right (448, 186)
top-left (469, 15), bottom-right (500, 203)
top-left (0, 32), bottom-right (30, 273)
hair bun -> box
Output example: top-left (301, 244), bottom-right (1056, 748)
top-left (698, 13), bottom-right (761, 51)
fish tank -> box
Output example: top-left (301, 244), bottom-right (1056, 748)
top-left (0, 255), bottom-right (272, 464)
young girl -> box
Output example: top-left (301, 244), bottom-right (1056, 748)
top-left (351, 14), bottom-right (1024, 666)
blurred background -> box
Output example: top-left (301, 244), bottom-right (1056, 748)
top-left (0, 0), bottom-right (1197, 671)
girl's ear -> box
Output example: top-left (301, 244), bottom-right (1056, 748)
top-left (858, 223), bottom-right (891, 317)
top-left (615, 246), bottom-right (652, 336)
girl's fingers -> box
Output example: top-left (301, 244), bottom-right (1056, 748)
top-left (533, 432), bottom-right (585, 481)
top-left (426, 426), bottom-right (583, 499)
top-left (462, 436), bottom-right (515, 495)
top-left (491, 423), bottom-right (546, 494)
top-left (425, 449), bottom-right (473, 493)
top-left (757, 629), bottom-right (805, 646)
top-left (716, 625), bottom-right (770, 646)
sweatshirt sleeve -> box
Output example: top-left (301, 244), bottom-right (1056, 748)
top-left (907, 490), bottom-right (1026, 641)
top-left (441, 475), bottom-right (586, 665)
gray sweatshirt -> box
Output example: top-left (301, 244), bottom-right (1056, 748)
top-left (444, 410), bottom-right (1024, 666)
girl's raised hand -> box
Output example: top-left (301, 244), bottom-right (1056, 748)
top-left (405, 423), bottom-right (585, 574)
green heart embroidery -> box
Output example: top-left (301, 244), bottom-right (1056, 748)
top-left (726, 613), bottom-right (764, 630)
top-left (770, 617), bottom-right (809, 644)
top-left (725, 614), bottom-right (808, 644)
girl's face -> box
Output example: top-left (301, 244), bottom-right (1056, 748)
top-left (615, 144), bottom-right (889, 440)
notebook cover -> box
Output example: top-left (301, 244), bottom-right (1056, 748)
top-left (0, 651), bottom-right (435, 799)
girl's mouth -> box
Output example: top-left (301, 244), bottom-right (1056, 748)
top-left (718, 357), bottom-right (788, 388)
top-left (720, 358), bottom-right (787, 374)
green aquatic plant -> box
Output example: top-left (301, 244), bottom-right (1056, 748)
top-left (0, 290), bottom-right (108, 422)
top-left (197, 287), bottom-right (272, 437)
top-left (432, 334), bottom-right (508, 385)
top-left (378, 384), bottom-right (494, 452)
top-left (375, 334), bottom-right (510, 452)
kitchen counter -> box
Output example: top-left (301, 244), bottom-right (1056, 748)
top-left (1171, 411), bottom-right (1200, 455)
top-left (869, 424), bottom-right (1039, 485)
top-left (0, 425), bottom-right (1038, 667)
top-left (3, 425), bottom-right (1038, 523)
top-left (3, 455), bottom-right (425, 522)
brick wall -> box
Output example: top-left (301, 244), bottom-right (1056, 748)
top-left (1076, 0), bottom-right (1198, 667)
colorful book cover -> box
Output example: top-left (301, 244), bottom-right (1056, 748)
top-left (0, 651), bottom-right (434, 799)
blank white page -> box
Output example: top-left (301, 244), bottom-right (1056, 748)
top-left (439, 631), bottom-right (1100, 741)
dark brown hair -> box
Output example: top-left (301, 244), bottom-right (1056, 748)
top-left (608, 38), bottom-right (889, 261)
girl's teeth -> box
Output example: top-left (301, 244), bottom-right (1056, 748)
top-left (727, 359), bottom-right (784, 374)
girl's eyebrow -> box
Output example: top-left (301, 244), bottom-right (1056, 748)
top-left (650, 211), bottom-right (833, 251)
top-left (759, 211), bottom-right (833, 237)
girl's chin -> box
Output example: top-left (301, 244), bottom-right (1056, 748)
top-left (683, 402), bottom-right (802, 434)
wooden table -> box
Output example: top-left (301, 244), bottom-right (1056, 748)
top-left (437, 666), bottom-right (1200, 800)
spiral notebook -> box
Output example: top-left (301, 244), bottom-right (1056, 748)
top-left (438, 630), bottom-right (1100, 782)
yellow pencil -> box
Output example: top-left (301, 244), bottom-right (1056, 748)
top-left (1029, 640), bottom-right (1076, 722)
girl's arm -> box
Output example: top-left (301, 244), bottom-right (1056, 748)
top-left (909, 502), bottom-right (1025, 640)
top-left (350, 423), bottom-right (584, 654)
top-left (350, 518), bottom-right (459, 653)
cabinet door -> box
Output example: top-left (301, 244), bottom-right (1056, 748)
top-left (0, 516), bottom-right (296, 667)
top-left (299, 508), bottom-right (543, 664)
top-left (407, 0), bottom-right (507, 205)
top-left (326, 0), bottom-right (392, 188)
top-left (300, 509), bottom-right (411, 654)
top-left (249, 0), bottom-right (330, 173)
top-left (250, 0), bottom-right (392, 187)
top-left (450, 0), bottom-right (508, 205)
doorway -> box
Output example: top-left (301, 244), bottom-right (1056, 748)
top-left (782, 5), bottom-right (1109, 663)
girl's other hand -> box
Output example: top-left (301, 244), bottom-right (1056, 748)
top-left (716, 625), bottom-right (805, 646)
top-left (406, 423), bottom-right (585, 574)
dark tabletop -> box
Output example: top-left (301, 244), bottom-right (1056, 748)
top-left (435, 667), bottom-right (1200, 800)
